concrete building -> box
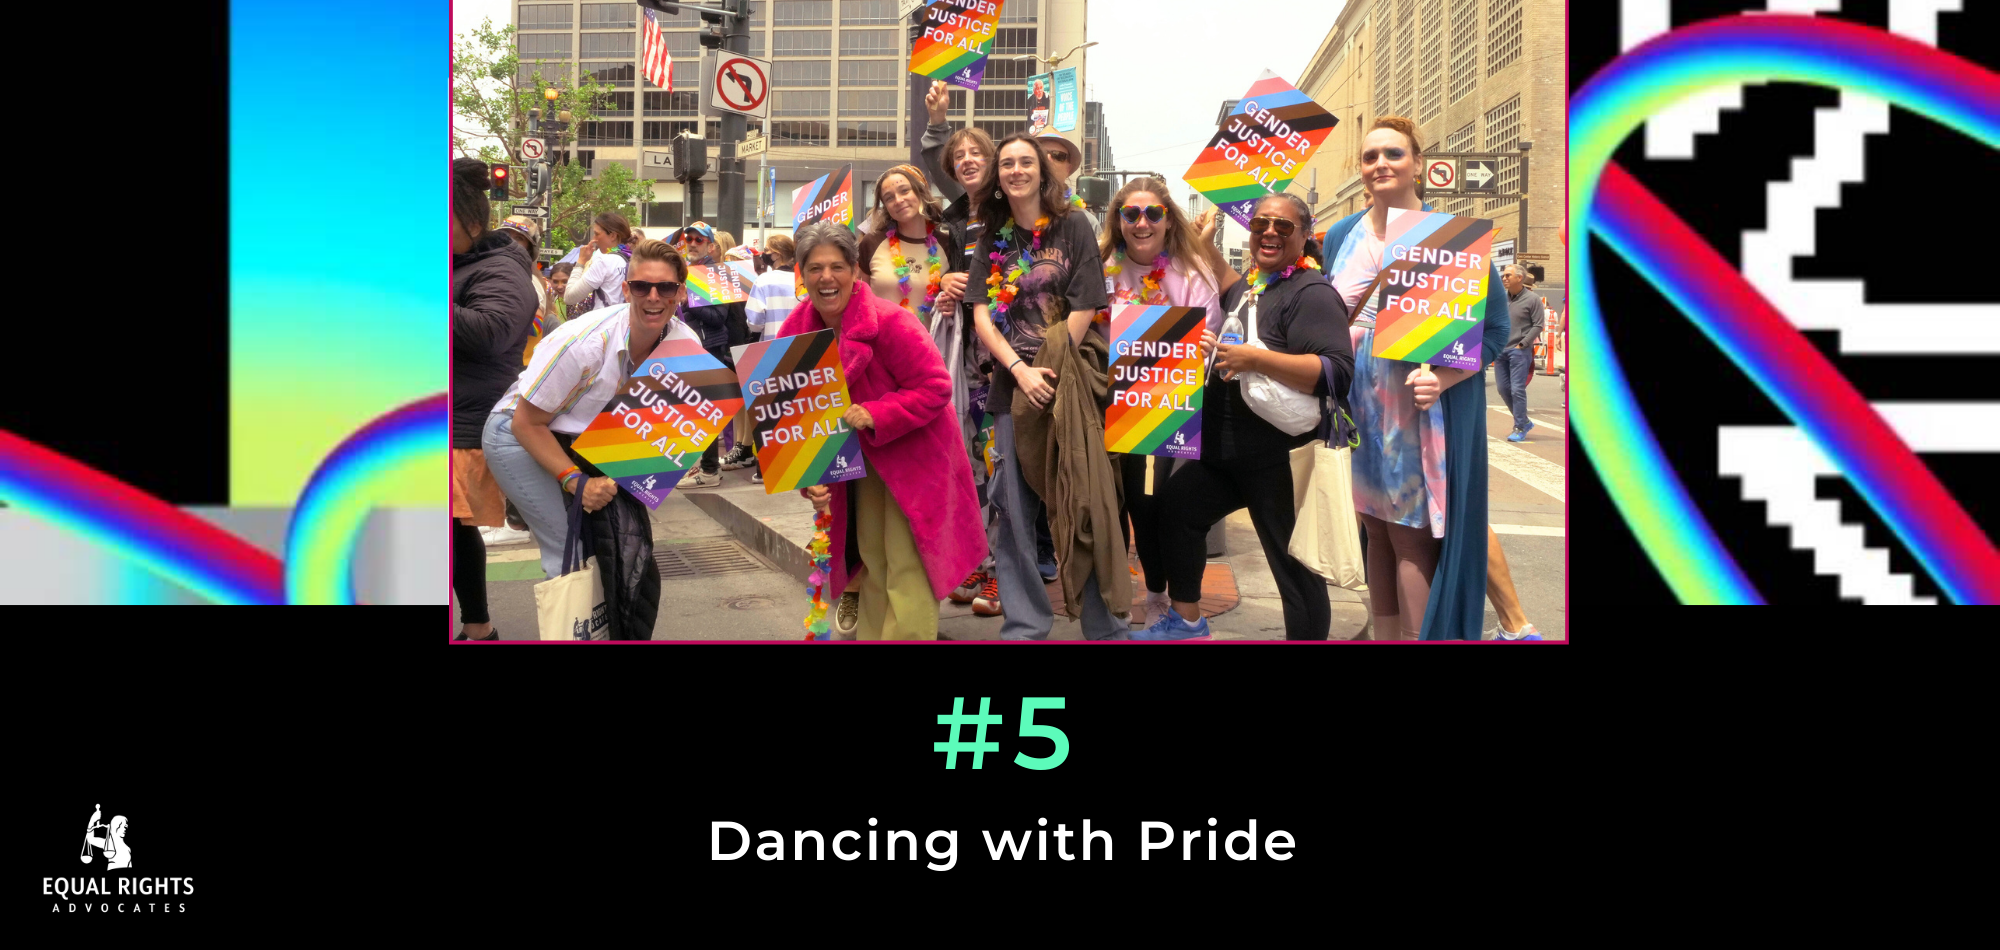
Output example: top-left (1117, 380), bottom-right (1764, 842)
top-left (510, 0), bottom-right (1091, 244)
top-left (1289, 0), bottom-right (1565, 288)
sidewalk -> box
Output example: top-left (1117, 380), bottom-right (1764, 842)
top-left (675, 467), bottom-right (1372, 640)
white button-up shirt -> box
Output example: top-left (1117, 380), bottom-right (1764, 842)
top-left (491, 304), bottom-right (699, 435)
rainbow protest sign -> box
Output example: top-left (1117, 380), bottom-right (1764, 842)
top-left (730, 329), bottom-right (868, 494)
top-left (1105, 305), bottom-right (1208, 458)
top-left (910, 0), bottom-right (1000, 90)
top-left (1368, 207), bottom-right (1495, 372)
top-left (684, 263), bottom-right (752, 307)
top-left (791, 164), bottom-right (854, 231)
top-left (1183, 71), bottom-right (1337, 228)
top-left (571, 327), bottom-right (744, 509)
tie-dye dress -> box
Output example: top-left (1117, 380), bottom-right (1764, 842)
top-left (1327, 218), bottom-right (1448, 539)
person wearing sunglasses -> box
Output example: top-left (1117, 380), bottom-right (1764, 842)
top-left (564, 212), bottom-right (634, 316)
top-left (1320, 116), bottom-right (1511, 641)
top-left (1142, 193), bottom-right (1353, 641)
top-left (482, 239), bottom-right (696, 639)
top-left (1034, 131), bottom-right (1097, 228)
top-left (1093, 178), bottom-right (1228, 629)
top-left (966, 133), bottom-right (1131, 640)
top-left (785, 222), bottom-right (987, 640)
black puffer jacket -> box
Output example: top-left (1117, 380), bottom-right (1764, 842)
top-left (451, 232), bottom-right (537, 448)
top-left (558, 436), bottom-right (661, 639)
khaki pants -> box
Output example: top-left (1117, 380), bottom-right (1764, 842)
top-left (852, 471), bottom-right (938, 640)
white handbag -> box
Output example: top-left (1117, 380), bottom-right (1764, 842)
top-left (1287, 436), bottom-right (1365, 588)
top-left (534, 490), bottom-right (610, 639)
top-left (1236, 294), bottom-right (1323, 436)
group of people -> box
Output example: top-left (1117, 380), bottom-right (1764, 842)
top-left (449, 94), bottom-right (1548, 641)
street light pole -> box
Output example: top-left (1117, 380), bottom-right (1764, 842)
top-left (716, 0), bottom-right (748, 241)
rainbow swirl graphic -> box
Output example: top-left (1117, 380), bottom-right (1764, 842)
top-left (1572, 14), bottom-right (2000, 604)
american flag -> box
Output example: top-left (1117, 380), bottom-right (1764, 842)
top-left (642, 9), bottom-right (672, 91)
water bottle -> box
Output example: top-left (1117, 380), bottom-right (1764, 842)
top-left (1218, 311), bottom-right (1245, 348)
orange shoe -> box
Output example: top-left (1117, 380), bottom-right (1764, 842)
top-left (971, 576), bottom-right (1003, 616)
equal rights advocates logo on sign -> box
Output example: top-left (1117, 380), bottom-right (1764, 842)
top-left (45, 802), bottom-right (195, 913)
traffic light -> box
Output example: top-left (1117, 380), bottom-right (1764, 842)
top-left (698, 11), bottom-right (726, 50)
top-left (672, 135), bottom-right (709, 182)
top-left (489, 163), bottom-right (511, 200)
top-left (1075, 176), bottom-right (1110, 209)
top-left (525, 163), bottom-right (544, 201)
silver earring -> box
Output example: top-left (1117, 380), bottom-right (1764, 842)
top-left (994, 189), bottom-right (1003, 200)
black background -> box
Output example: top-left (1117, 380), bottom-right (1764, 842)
top-left (0, 3), bottom-right (229, 505)
top-left (1569, 1), bottom-right (2000, 606)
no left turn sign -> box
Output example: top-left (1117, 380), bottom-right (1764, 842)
top-left (1425, 159), bottom-right (1457, 191)
top-left (521, 136), bottom-right (547, 161)
top-left (712, 55), bottom-right (771, 119)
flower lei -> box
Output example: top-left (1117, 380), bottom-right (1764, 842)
top-left (1068, 191), bottom-right (1086, 211)
top-left (985, 215), bottom-right (1049, 330)
top-left (888, 223), bottom-right (944, 321)
top-left (1244, 254), bottom-right (1321, 299)
top-left (803, 508), bottom-right (833, 640)
top-left (1105, 250), bottom-right (1169, 305)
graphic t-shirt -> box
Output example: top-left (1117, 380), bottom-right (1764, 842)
top-left (966, 210), bottom-right (1108, 414)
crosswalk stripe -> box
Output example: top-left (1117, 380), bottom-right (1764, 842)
top-left (1493, 523), bottom-right (1564, 536)
top-left (1486, 436), bottom-right (1566, 502)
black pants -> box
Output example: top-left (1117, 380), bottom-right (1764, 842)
top-left (1158, 452), bottom-right (1330, 640)
top-left (452, 519), bottom-right (489, 625)
top-left (1119, 454), bottom-right (1169, 594)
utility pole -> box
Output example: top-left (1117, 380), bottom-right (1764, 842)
top-left (907, 8), bottom-right (929, 174)
top-left (641, 0), bottom-right (751, 239)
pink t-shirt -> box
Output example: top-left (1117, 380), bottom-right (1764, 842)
top-left (1104, 251), bottom-right (1223, 330)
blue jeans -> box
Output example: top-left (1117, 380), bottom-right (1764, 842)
top-left (1495, 345), bottom-right (1534, 432)
top-left (481, 411), bottom-right (572, 580)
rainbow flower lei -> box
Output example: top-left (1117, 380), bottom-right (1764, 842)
top-left (1244, 254), bottom-right (1321, 299)
top-left (803, 508), bottom-right (833, 639)
top-left (985, 215), bottom-right (1048, 330)
top-left (1106, 250), bottom-right (1169, 305)
top-left (888, 223), bottom-right (944, 321)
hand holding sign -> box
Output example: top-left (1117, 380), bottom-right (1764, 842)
top-left (1406, 365), bottom-right (1441, 410)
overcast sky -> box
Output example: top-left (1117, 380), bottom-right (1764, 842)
top-left (453, 0), bottom-right (1341, 208)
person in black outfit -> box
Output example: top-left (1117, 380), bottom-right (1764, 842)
top-left (1143, 193), bottom-right (1354, 641)
top-left (450, 158), bottom-right (538, 640)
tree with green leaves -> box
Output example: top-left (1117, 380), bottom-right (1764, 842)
top-left (452, 17), bottom-right (656, 249)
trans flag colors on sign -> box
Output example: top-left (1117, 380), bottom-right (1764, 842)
top-left (910, 0), bottom-right (1000, 90)
top-left (1368, 207), bottom-right (1494, 372)
top-left (1105, 305), bottom-right (1208, 459)
top-left (791, 164), bottom-right (854, 231)
top-left (684, 262), bottom-right (757, 307)
top-left (1183, 71), bottom-right (1337, 228)
top-left (571, 324), bottom-right (744, 509)
top-left (731, 329), bottom-right (868, 494)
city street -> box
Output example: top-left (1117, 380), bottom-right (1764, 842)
top-left (477, 364), bottom-right (1565, 641)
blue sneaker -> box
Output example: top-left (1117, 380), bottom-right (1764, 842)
top-left (1506, 428), bottom-right (1527, 442)
top-left (1133, 610), bottom-right (1213, 641)
top-left (1037, 553), bottom-right (1059, 584)
top-left (1524, 418), bottom-right (1537, 436)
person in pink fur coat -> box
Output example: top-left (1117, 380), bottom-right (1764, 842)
top-left (783, 222), bottom-right (987, 640)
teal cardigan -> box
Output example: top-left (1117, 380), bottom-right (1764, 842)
top-left (1319, 206), bottom-right (1510, 639)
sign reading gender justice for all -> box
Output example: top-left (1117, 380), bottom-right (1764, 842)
top-left (1106, 305), bottom-right (1208, 459)
top-left (730, 329), bottom-right (868, 494)
top-left (1183, 70), bottom-right (1337, 228)
top-left (1368, 207), bottom-right (1495, 373)
top-left (683, 262), bottom-right (758, 307)
top-left (910, 0), bottom-right (1000, 90)
top-left (571, 325), bottom-right (744, 509)
top-left (791, 164), bottom-right (854, 231)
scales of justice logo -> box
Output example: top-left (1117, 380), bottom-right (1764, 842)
top-left (79, 803), bottom-right (132, 869)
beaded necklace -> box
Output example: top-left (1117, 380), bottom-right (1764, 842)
top-left (887, 222), bottom-right (943, 321)
top-left (1105, 249), bottom-right (1169, 305)
top-left (985, 215), bottom-right (1049, 328)
top-left (1244, 254), bottom-right (1320, 299)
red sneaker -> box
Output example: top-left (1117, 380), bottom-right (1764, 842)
top-left (971, 576), bottom-right (1003, 616)
top-left (949, 570), bottom-right (986, 604)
